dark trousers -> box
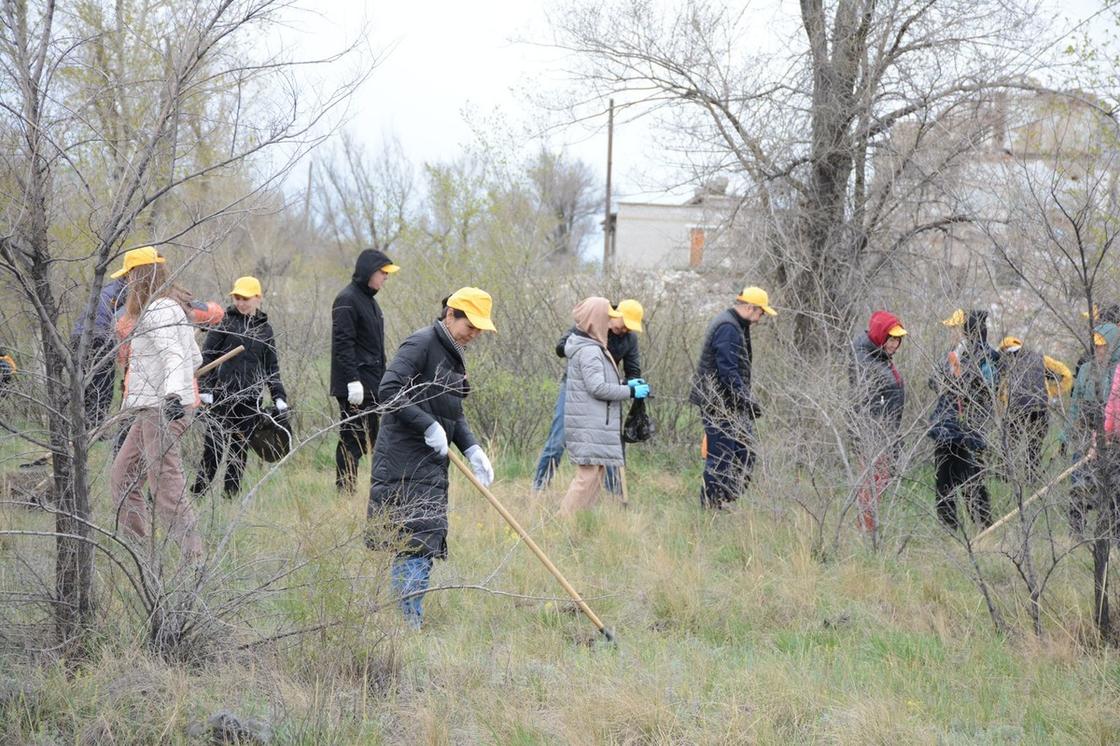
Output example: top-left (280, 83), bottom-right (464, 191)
top-left (701, 413), bottom-right (755, 509)
top-left (1002, 408), bottom-right (1048, 484)
top-left (934, 441), bottom-right (992, 531)
top-left (192, 399), bottom-right (258, 496)
top-left (336, 397), bottom-right (380, 493)
top-left (75, 336), bottom-right (116, 430)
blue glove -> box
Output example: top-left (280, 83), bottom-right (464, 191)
top-left (628, 378), bottom-right (650, 400)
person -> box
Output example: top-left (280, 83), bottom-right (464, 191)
top-left (849, 310), bottom-right (907, 539)
top-left (330, 249), bottom-right (399, 494)
top-left (72, 277), bottom-right (128, 429)
top-left (558, 297), bottom-right (650, 517)
top-left (927, 309), bottom-right (1000, 531)
top-left (689, 286), bottom-right (776, 509)
top-left (0, 348), bottom-right (14, 394)
top-left (110, 277), bottom-right (223, 455)
top-left (1064, 324), bottom-right (1120, 535)
top-left (532, 298), bottom-right (644, 494)
top-left (107, 247), bottom-right (204, 561)
top-left (367, 287), bottom-right (496, 629)
top-left (996, 336), bottom-right (1071, 484)
top-left (191, 276), bottom-right (288, 498)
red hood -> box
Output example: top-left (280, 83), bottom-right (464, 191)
top-left (867, 310), bottom-right (902, 347)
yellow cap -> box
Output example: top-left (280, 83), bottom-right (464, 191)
top-left (615, 299), bottom-right (644, 332)
top-left (887, 324), bottom-right (907, 337)
top-left (447, 287), bottom-right (496, 332)
top-left (382, 263), bottom-right (400, 274)
top-left (110, 247), bottom-right (165, 279)
top-left (230, 276), bottom-right (262, 298)
top-left (736, 286), bottom-right (777, 316)
top-left (1095, 332), bottom-right (1108, 347)
top-left (942, 309), bottom-right (965, 327)
top-left (999, 336), bottom-right (1023, 351)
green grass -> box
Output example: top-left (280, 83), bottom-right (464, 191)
top-left (2, 436), bottom-right (1120, 744)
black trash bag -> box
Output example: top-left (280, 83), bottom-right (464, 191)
top-left (623, 398), bottom-right (655, 444)
top-left (248, 406), bottom-right (293, 463)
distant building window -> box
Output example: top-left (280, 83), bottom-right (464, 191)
top-left (689, 228), bottom-right (705, 267)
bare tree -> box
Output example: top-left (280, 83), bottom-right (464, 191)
top-left (0, 0), bottom-right (363, 655)
top-left (549, 0), bottom-right (1049, 351)
top-left (526, 147), bottom-right (599, 259)
top-left (315, 132), bottom-right (416, 257)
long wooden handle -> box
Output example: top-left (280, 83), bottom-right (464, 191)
top-left (974, 456), bottom-right (1089, 546)
top-left (195, 345), bottom-right (244, 378)
top-left (449, 450), bottom-right (614, 641)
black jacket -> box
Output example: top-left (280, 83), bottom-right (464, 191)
top-left (555, 326), bottom-right (641, 379)
top-left (998, 348), bottom-right (1047, 412)
top-left (368, 322), bottom-right (479, 559)
top-left (199, 307), bottom-right (286, 403)
top-left (330, 249), bottom-right (387, 399)
top-left (690, 308), bottom-right (757, 417)
top-left (850, 332), bottom-right (904, 428)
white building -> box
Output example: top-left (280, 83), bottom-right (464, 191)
top-left (611, 184), bottom-right (743, 270)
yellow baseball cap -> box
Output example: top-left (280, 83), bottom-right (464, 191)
top-left (999, 336), bottom-right (1023, 351)
top-left (110, 247), bottom-right (165, 279)
top-left (1095, 332), bottom-right (1108, 347)
top-left (381, 263), bottom-right (400, 274)
top-left (736, 286), bottom-right (777, 316)
top-left (942, 309), bottom-right (965, 327)
top-left (447, 287), bottom-right (496, 332)
top-left (887, 324), bottom-right (907, 337)
top-left (230, 276), bottom-right (262, 298)
top-left (615, 299), bottom-right (644, 332)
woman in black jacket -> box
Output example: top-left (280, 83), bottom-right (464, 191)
top-left (367, 287), bottom-right (496, 629)
top-left (191, 276), bottom-right (288, 497)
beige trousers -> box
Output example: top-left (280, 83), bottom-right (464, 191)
top-left (560, 464), bottom-right (606, 517)
top-left (110, 407), bottom-right (203, 559)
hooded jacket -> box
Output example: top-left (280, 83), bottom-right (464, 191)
top-left (927, 312), bottom-right (1000, 448)
top-left (555, 326), bottom-right (641, 380)
top-left (330, 250), bottom-right (389, 399)
top-left (690, 308), bottom-right (757, 417)
top-left (1064, 322), bottom-right (1120, 446)
top-left (199, 305), bottom-right (286, 404)
top-left (563, 331), bottom-right (631, 466)
top-left (368, 321), bottom-right (479, 559)
top-left (850, 311), bottom-right (905, 432)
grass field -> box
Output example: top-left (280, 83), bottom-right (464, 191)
top-left (2, 436), bottom-right (1120, 744)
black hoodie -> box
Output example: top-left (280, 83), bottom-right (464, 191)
top-left (330, 249), bottom-right (392, 399)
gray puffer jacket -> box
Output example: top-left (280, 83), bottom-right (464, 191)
top-left (564, 331), bottom-right (632, 467)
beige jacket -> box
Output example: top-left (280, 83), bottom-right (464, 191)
top-left (123, 297), bottom-right (201, 408)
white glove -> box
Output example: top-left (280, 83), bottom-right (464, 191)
top-left (464, 444), bottom-right (494, 487)
top-left (423, 421), bottom-right (449, 457)
top-left (199, 393), bottom-right (214, 405)
top-left (275, 398), bottom-right (288, 412)
top-left (346, 381), bottom-right (363, 406)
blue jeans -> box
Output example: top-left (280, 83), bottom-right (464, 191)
top-left (532, 387), bottom-right (621, 493)
top-left (391, 556), bottom-right (432, 629)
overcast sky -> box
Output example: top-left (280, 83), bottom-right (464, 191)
top-left (295, 0), bottom-right (1107, 206)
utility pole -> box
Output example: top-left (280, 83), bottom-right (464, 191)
top-left (603, 98), bottom-right (614, 269)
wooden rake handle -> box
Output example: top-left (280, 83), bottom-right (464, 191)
top-left (448, 450), bottom-right (615, 642)
top-left (974, 456), bottom-right (1089, 546)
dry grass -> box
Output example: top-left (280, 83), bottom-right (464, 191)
top-left (1, 436), bottom-right (1119, 744)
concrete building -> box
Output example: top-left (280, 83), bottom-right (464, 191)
top-left (611, 180), bottom-right (746, 270)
